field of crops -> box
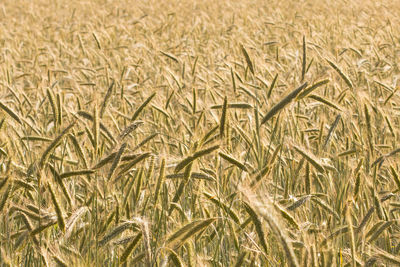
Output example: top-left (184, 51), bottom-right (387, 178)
top-left (1, 0), bottom-right (400, 266)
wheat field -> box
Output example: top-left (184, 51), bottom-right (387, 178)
top-left (1, 0), bottom-right (400, 266)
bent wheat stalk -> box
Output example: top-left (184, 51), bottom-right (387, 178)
top-left (261, 82), bottom-right (308, 125)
